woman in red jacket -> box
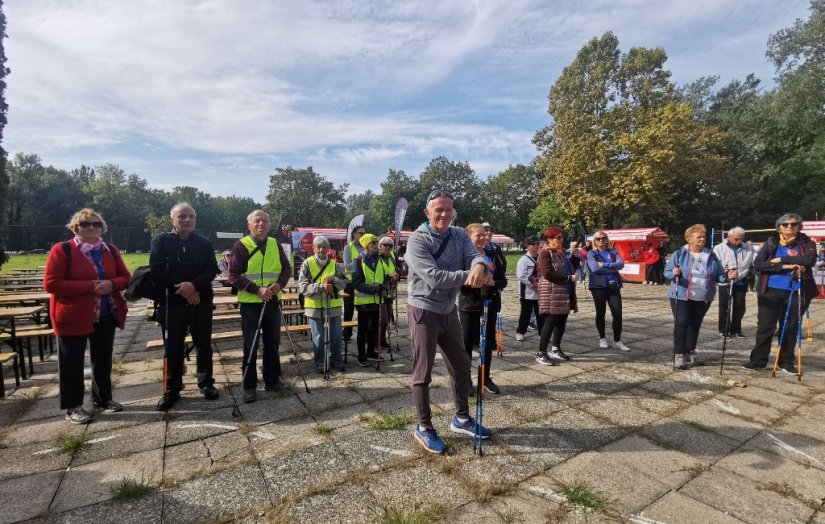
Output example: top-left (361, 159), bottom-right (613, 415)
top-left (44, 209), bottom-right (130, 424)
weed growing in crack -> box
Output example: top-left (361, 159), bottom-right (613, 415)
top-left (58, 434), bottom-right (90, 454)
top-left (367, 413), bottom-right (414, 431)
top-left (313, 423), bottom-right (334, 436)
top-left (380, 505), bottom-right (444, 524)
top-left (558, 481), bottom-right (607, 512)
top-left (493, 505), bottom-right (525, 523)
top-left (110, 474), bottom-right (155, 502)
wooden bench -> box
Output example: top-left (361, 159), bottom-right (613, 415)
top-left (0, 352), bottom-right (20, 398)
top-left (0, 326), bottom-right (54, 376)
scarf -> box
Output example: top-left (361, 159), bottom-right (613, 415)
top-left (74, 235), bottom-right (105, 255)
top-left (779, 235), bottom-right (796, 247)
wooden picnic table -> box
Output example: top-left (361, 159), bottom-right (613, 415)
top-left (0, 276), bottom-right (44, 285)
top-left (212, 293), bottom-right (300, 307)
top-left (0, 305), bottom-right (45, 379)
top-left (0, 293), bottom-right (51, 307)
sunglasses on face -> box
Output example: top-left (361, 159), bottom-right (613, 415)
top-left (79, 221), bottom-right (103, 228)
top-left (780, 222), bottom-right (800, 228)
top-left (427, 190), bottom-right (454, 203)
top-left (594, 237), bottom-right (607, 241)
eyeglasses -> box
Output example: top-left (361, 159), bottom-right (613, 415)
top-left (78, 221), bottom-right (103, 228)
top-left (427, 190), bottom-right (454, 203)
top-left (593, 237), bottom-right (607, 241)
top-left (780, 222), bottom-right (800, 228)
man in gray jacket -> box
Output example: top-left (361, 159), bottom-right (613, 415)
top-left (712, 227), bottom-right (755, 338)
top-left (405, 190), bottom-right (492, 454)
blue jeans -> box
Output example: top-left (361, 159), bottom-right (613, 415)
top-left (310, 314), bottom-right (343, 369)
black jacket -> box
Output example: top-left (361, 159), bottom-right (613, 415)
top-left (754, 233), bottom-right (817, 303)
top-left (149, 231), bottom-right (219, 306)
top-left (458, 251), bottom-right (508, 312)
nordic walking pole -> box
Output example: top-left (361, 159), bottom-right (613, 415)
top-left (393, 281), bottom-right (401, 356)
top-left (771, 285), bottom-right (797, 377)
top-left (322, 289), bottom-right (331, 381)
top-left (496, 312), bottom-right (503, 357)
top-left (385, 299), bottom-right (395, 362)
top-left (720, 274), bottom-right (733, 374)
top-left (475, 287), bottom-right (489, 456)
top-left (797, 276), bottom-right (803, 382)
top-left (162, 287), bottom-right (169, 395)
top-left (241, 301), bottom-right (268, 387)
top-left (375, 286), bottom-right (383, 372)
top-left (805, 308), bottom-right (814, 342)
top-left (280, 304), bottom-right (311, 393)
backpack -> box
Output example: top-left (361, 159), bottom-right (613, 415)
top-left (123, 265), bottom-right (160, 302)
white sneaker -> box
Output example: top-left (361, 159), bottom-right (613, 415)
top-left (613, 340), bottom-right (630, 352)
top-left (599, 338), bottom-right (608, 349)
top-left (515, 333), bottom-right (525, 342)
top-left (642, 281), bottom-right (648, 285)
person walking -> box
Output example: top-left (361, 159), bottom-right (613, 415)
top-left (405, 191), bottom-right (492, 454)
top-left (44, 208), bottom-right (131, 424)
top-left (586, 231), bottom-right (630, 352)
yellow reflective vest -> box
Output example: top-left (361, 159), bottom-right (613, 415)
top-left (237, 236), bottom-right (283, 303)
top-left (354, 256), bottom-right (386, 306)
top-left (304, 256), bottom-right (343, 309)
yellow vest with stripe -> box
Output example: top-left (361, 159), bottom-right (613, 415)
top-left (354, 256), bottom-right (386, 306)
top-left (304, 256), bottom-right (343, 309)
top-left (237, 236), bottom-right (283, 303)
top-left (344, 241), bottom-right (363, 281)
top-left (378, 254), bottom-right (397, 299)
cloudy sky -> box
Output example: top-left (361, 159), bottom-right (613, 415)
top-left (5, 0), bottom-right (812, 200)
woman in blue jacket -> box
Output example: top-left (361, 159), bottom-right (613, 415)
top-left (664, 224), bottom-right (735, 370)
top-left (586, 231), bottom-right (630, 351)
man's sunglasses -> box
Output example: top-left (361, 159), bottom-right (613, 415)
top-left (780, 222), bottom-right (800, 228)
top-left (427, 190), bottom-right (454, 203)
top-left (79, 221), bottom-right (103, 228)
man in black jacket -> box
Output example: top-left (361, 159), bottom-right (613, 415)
top-left (743, 213), bottom-right (817, 373)
top-left (150, 203), bottom-right (220, 410)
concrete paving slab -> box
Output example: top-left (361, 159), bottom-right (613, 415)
top-left (746, 430), bottom-right (825, 471)
top-left (0, 469), bottom-right (62, 524)
top-left (675, 401), bottom-right (764, 443)
top-left (679, 466), bottom-right (815, 524)
top-left (232, 389), bottom-right (310, 425)
top-left (637, 491), bottom-right (744, 524)
top-left (0, 438), bottom-right (72, 481)
top-left (447, 492), bottom-right (572, 524)
top-left (495, 424), bottom-right (575, 471)
top-left (365, 463), bottom-right (474, 512)
top-left (577, 397), bottom-right (663, 428)
top-left (712, 392), bottom-right (785, 426)
top-left (542, 407), bottom-right (630, 452)
top-left (165, 406), bottom-right (239, 446)
top-left (287, 482), bottom-right (379, 524)
top-left (599, 433), bottom-right (707, 489)
top-left (70, 420), bottom-right (166, 467)
top-left (50, 448), bottom-right (163, 514)
top-left (248, 418), bottom-right (327, 462)
top-left (49, 491), bottom-right (163, 524)
top-left (3, 415), bottom-right (86, 447)
top-left (640, 418), bottom-right (741, 461)
top-left (259, 442), bottom-right (352, 501)
top-left (725, 383), bottom-right (808, 412)
top-left (624, 386), bottom-right (691, 416)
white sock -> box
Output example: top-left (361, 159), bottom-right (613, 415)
top-left (456, 417), bottom-right (469, 423)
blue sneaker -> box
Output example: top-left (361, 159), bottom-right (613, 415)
top-left (414, 426), bottom-right (447, 454)
top-left (449, 416), bottom-right (492, 439)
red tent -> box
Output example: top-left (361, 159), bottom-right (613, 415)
top-left (804, 221), bottom-right (825, 298)
top-left (586, 227), bottom-right (670, 283)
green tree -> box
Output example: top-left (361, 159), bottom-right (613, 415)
top-left (264, 166), bottom-right (348, 227)
top-left (212, 195), bottom-right (261, 231)
top-left (528, 195), bottom-right (569, 234)
top-left (369, 169), bottom-right (421, 232)
top-left (145, 212), bottom-right (172, 236)
top-left (417, 156), bottom-right (481, 226)
top-left (0, 0), bottom-right (8, 267)
top-left (482, 164), bottom-right (542, 240)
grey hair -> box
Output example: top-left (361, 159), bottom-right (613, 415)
top-left (728, 226), bottom-right (746, 237)
top-left (170, 202), bottom-right (195, 217)
top-left (246, 209), bottom-right (270, 223)
top-left (775, 213), bottom-right (803, 230)
top-left (312, 235), bottom-right (329, 247)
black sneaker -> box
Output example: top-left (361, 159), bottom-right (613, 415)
top-left (93, 400), bottom-right (123, 413)
top-left (741, 361), bottom-right (764, 370)
top-left (777, 364), bottom-right (797, 375)
top-left (735, 333), bottom-right (747, 339)
top-left (243, 388), bottom-right (257, 403)
top-left (156, 392), bottom-right (180, 411)
top-left (535, 353), bottom-right (557, 366)
top-left (484, 379), bottom-right (501, 394)
top-left (357, 359), bottom-right (370, 367)
top-left (265, 377), bottom-right (285, 392)
top-left (200, 386), bottom-right (220, 400)
top-left (548, 348), bottom-right (570, 361)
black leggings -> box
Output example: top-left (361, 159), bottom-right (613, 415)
top-left (517, 298), bottom-right (543, 334)
top-left (590, 286), bottom-right (623, 341)
top-left (459, 304), bottom-right (499, 380)
top-left (539, 313), bottom-right (568, 353)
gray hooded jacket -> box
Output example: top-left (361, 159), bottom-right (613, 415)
top-left (405, 223), bottom-right (487, 314)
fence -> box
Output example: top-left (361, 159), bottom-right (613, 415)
top-left (0, 225), bottom-right (246, 254)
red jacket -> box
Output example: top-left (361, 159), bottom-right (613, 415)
top-left (644, 248), bottom-right (660, 265)
top-left (44, 241), bottom-right (131, 336)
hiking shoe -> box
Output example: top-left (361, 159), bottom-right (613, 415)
top-left (515, 333), bottom-right (525, 342)
top-left (243, 388), bottom-right (257, 403)
top-left (598, 338), bottom-right (608, 349)
top-left (449, 416), bottom-right (491, 439)
top-left (688, 351), bottom-right (703, 366)
top-left (156, 392), bottom-right (180, 411)
top-left (265, 377), bottom-right (285, 391)
top-left (548, 347), bottom-right (569, 361)
top-left (414, 426), bottom-right (447, 454)
top-left (65, 407), bottom-right (93, 424)
top-left (200, 386), bottom-right (220, 400)
top-left (357, 359), bottom-right (370, 367)
top-left (741, 361), bottom-right (764, 370)
top-left (735, 333), bottom-right (747, 339)
top-left (535, 352), bottom-right (557, 366)
top-left (483, 378), bottom-right (501, 395)
top-left (612, 340), bottom-right (630, 352)
top-left (777, 364), bottom-right (797, 375)
top-left (673, 354), bottom-right (689, 370)
top-left (93, 400), bottom-right (123, 413)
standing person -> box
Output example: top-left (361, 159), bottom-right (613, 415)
top-left (712, 227), bottom-right (755, 338)
top-left (515, 235), bottom-right (543, 341)
top-left (569, 241), bottom-right (586, 285)
top-left (151, 203), bottom-right (220, 411)
top-left (297, 235), bottom-right (348, 374)
top-left (44, 209), bottom-right (131, 424)
top-left (352, 233), bottom-right (385, 366)
top-left (586, 231), bottom-right (630, 351)
top-left (481, 222), bottom-right (507, 273)
top-left (406, 191), bottom-right (492, 453)
top-left (459, 223), bottom-right (508, 394)
top-left (664, 224), bottom-right (732, 370)
top-left (743, 214), bottom-right (817, 372)
top-left (535, 227), bottom-right (579, 365)
top-left (655, 244), bottom-right (668, 285)
top-left (643, 244), bottom-right (660, 285)
top-left (377, 236), bottom-right (401, 351)
top-left (228, 210), bottom-right (290, 403)
top-left (342, 225), bottom-right (366, 343)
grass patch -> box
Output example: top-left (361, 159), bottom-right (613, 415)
top-left (367, 413), bottom-right (414, 431)
top-left (380, 506), bottom-right (444, 524)
top-left (558, 481), bottom-right (607, 512)
top-left (110, 475), bottom-right (155, 502)
top-left (58, 434), bottom-right (90, 454)
top-left (493, 505), bottom-right (525, 523)
top-left (111, 360), bottom-right (127, 377)
top-left (313, 422), bottom-right (334, 436)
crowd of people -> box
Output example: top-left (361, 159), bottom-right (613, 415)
top-left (42, 199), bottom-right (818, 456)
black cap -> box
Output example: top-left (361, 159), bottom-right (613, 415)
top-left (525, 235), bottom-right (540, 245)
